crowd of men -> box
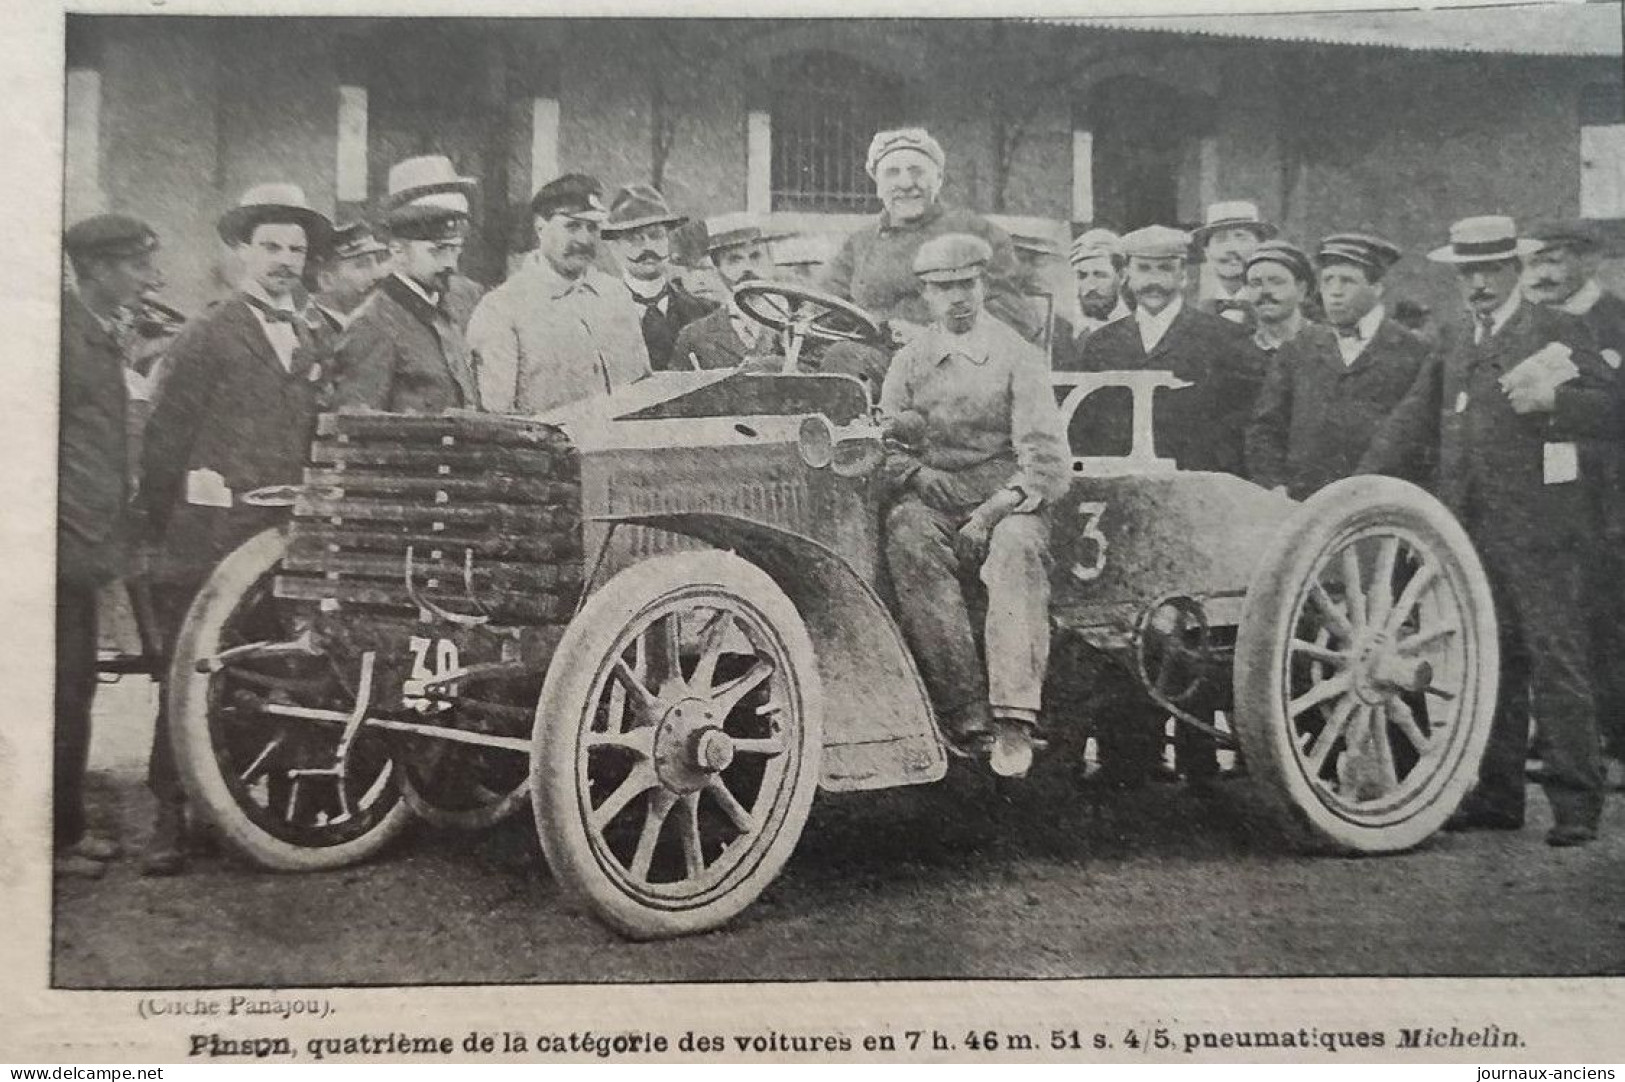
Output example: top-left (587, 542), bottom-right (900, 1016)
top-left (56, 125), bottom-right (1625, 881)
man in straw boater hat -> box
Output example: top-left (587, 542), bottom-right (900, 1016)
top-left (468, 173), bottom-right (651, 414)
top-left (1363, 215), bottom-right (1616, 845)
top-left (599, 183), bottom-right (716, 372)
top-left (1194, 199), bottom-right (1278, 326)
top-left (55, 213), bottom-right (165, 878)
top-left (1248, 233), bottom-right (1432, 500)
top-left (877, 233), bottom-right (1069, 779)
top-left (670, 212), bottom-right (793, 371)
top-left (328, 155), bottom-right (485, 413)
top-left (311, 217), bottom-right (391, 334)
top-left (135, 182), bottom-right (337, 873)
top-left (1077, 223), bottom-right (1266, 789)
top-left (1520, 219), bottom-right (1625, 788)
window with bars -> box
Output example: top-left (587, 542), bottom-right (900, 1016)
top-left (770, 52), bottom-right (902, 214)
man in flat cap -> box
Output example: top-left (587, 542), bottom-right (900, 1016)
top-left (1248, 233), bottom-right (1430, 499)
top-left (468, 173), bottom-right (651, 414)
top-left (1053, 228), bottom-right (1131, 371)
top-left (1077, 223), bottom-right (1267, 788)
top-left (1006, 229), bottom-right (1071, 364)
top-left (1521, 219), bottom-right (1625, 784)
top-left (312, 219), bottom-right (391, 333)
top-left (1364, 215), bottom-right (1616, 845)
top-left (1244, 239), bottom-right (1315, 356)
top-left (601, 184), bottom-right (716, 371)
top-left (671, 213), bottom-right (791, 372)
top-left (878, 233), bottom-right (1070, 779)
top-left (1195, 200), bottom-right (1277, 326)
top-left (821, 128), bottom-right (1032, 381)
top-left (56, 214), bottom-right (165, 878)
top-left (328, 156), bottom-right (485, 414)
top-left (137, 183), bottom-right (338, 873)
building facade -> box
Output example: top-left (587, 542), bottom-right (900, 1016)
top-left (65, 10), bottom-right (1625, 320)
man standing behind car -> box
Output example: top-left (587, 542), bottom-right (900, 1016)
top-left (327, 155), bottom-right (484, 413)
top-left (468, 174), bottom-right (651, 414)
top-left (57, 214), bottom-right (165, 879)
top-left (1076, 224), bottom-right (1267, 788)
top-left (878, 233), bottom-right (1069, 779)
top-left (137, 183), bottom-right (336, 874)
top-left (1361, 216), bottom-right (1615, 846)
top-left (1247, 234), bottom-right (1431, 499)
top-left (671, 213), bottom-right (791, 371)
top-left (600, 184), bottom-right (715, 372)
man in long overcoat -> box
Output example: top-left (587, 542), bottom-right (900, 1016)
top-left (1361, 216), bottom-right (1616, 845)
top-left (57, 214), bottom-right (165, 878)
top-left (137, 183), bottom-right (337, 873)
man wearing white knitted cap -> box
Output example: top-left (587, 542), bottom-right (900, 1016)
top-left (819, 128), bottom-right (1032, 388)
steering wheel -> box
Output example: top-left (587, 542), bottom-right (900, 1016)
top-left (731, 280), bottom-right (886, 349)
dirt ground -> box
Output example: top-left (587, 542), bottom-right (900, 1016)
top-left (52, 677), bottom-right (1625, 987)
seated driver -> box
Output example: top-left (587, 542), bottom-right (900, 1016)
top-left (879, 233), bottom-right (1071, 776)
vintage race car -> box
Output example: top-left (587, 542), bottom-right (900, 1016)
top-left (167, 282), bottom-right (1499, 940)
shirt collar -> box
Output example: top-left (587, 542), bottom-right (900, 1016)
top-left (242, 279), bottom-right (297, 315)
top-left (391, 272), bottom-right (439, 308)
top-left (1080, 299), bottom-right (1130, 331)
top-left (1560, 279), bottom-right (1604, 317)
top-left (1484, 290), bottom-right (1521, 335)
top-left (1135, 295), bottom-right (1183, 335)
top-left (1357, 303), bottom-right (1385, 341)
top-left (923, 318), bottom-right (998, 366)
top-left (532, 258), bottom-right (601, 300)
top-left (624, 274), bottom-right (667, 303)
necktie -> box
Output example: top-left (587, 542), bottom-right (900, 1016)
top-left (1334, 324), bottom-right (1361, 340)
top-left (245, 296), bottom-right (296, 323)
top-left (1475, 311), bottom-right (1496, 344)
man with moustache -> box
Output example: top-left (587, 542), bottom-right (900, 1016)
top-left (468, 173), bottom-right (651, 414)
top-left (1521, 220), bottom-right (1625, 784)
top-left (56, 214), bottom-right (166, 878)
top-left (1077, 224), bottom-right (1267, 788)
top-left (1248, 234), bottom-right (1430, 499)
top-left (600, 184), bottom-right (715, 371)
top-left (1052, 228), bottom-right (1130, 371)
top-left (820, 129), bottom-right (1031, 386)
top-left (1195, 200), bottom-right (1277, 327)
top-left (1244, 239), bottom-right (1314, 356)
top-left (878, 234), bottom-right (1070, 778)
top-left (1363, 216), bottom-right (1615, 845)
top-left (312, 219), bottom-right (391, 333)
top-left (137, 183), bottom-right (336, 873)
top-left (327, 156), bottom-right (484, 413)
top-left (671, 213), bottom-right (792, 371)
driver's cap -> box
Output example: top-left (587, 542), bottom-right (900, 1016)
top-left (912, 233), bottom-right (992, 283)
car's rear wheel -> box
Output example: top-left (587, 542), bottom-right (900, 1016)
top-left (531, 551), bottom-right (822, 939)
top-left (1233, 476), bottom-right (1498, 853)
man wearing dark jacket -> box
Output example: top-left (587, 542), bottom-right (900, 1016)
top-left (600, 184), bottom-right (715, 371)
top-left (1076, 224), bottom-right (1267, 787)
top-left (1362, 216), bottom-right (1616, 845)
top-left (672, 213), bottom-right (791, 372)
top-left (137, 183), bottom-right (336, 874)
top-left (57, 214), bottom-right (164, 878)
top-left (1248, 233), bottom-right (1431, 499)
top-left (1522, 219), bottom-right (1625, 783)
top-left (328, 155), bottom-right (483, 413)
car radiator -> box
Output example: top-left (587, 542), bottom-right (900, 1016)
top-left (273, 412), bottom-right (585, 629)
